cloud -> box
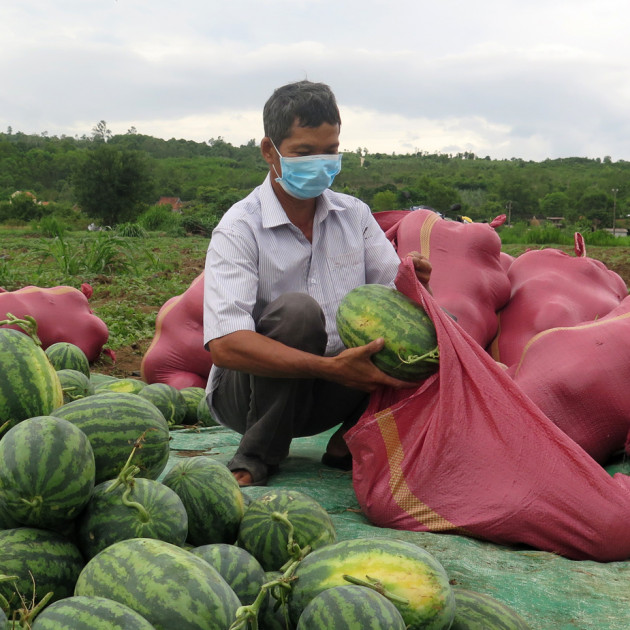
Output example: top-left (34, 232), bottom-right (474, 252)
top-left (2, 0), bottom-right (630, 160)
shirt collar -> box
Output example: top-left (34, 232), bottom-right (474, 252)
top-left (260, 173), bottom-right (346, 229)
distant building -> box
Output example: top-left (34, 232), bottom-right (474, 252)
top-left (546, 217), bottom-right (565, 227)
top-left (157, 196), bottom-right (183, 213)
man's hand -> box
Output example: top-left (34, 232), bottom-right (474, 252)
top-left (406, 251), bottom-right (432, 290)
top-left (329, 338), bottom-right (419, 392)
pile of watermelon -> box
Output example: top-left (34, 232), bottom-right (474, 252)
top-left (0, 324), bottom-right (531, 629)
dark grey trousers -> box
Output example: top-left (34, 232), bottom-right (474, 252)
top-left (212, 292), bottom-right (368, 480)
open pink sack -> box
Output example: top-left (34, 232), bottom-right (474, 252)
top-left (345, 258), bottom-right (630, 561)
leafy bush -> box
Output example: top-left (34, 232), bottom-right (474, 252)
top-left (35, 215), bottom-right (67, 238)
top-left (138, 205), bottom-right (183, 233)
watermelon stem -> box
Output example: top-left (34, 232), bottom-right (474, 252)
top-left (0, 313), bottom-right (42, 347)
top-left (342, 573), bottom-right (410, 605)
top-left (104, 432), bottom-right (153, 523)
top-left (397, 344), bottom-right (440, 366)
top-left (271, 511), bottom-right (311, 563)
top-left (228, 558), bottom-right (301, 630)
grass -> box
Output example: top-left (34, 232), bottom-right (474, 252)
top-left (0, 226), bottom-right (208, 350)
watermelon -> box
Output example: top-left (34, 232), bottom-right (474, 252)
top-left (296, 584), bottom-right (407, 629)
top-left (94, 377), bottom-right (147, 394)
top-left (45, 341), bottom-right (91, 378)
top-left (237, 489), bottom-right (336, 571)
top-left (56, 368), bottom-right (95, 403)
top-left (89, 373), bottom-right (118, 386)
top-left (50, 392), bottom-right (170, 484)
top-left (0, 527), bottom-right (84, 615)
top-left (197, 393), bottom-right (217, 427)
top-left (288, 537), bottom-right (455, 630)
top-left (138, 383), bottom-right (187, 426)
top-left (31, 595), bottom-right (156, 629)
top-left (0, 327), bottom-right (63, 432)
top-left (161, 456), bottom-right (245, 545)
top-left (191, 543), bottom-right (266, 606)
top-left (0, 416), bottom-right (95, 529)
top-left (74, 537), bottom-right (241, 630)
top-left (336, 283), bottom-right (439, 382)
top-left (451, 588), bottom-right (532, 629)
top-left (77, 476), bottom-right (188, 559)
top-left (179, 387), bottom-right (207, 424)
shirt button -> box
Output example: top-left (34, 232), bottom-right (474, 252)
top-left (310, 278), bottom-right (317, 285)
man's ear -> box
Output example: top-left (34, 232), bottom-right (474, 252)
top-left (260, 137), bottom-right (275, 166)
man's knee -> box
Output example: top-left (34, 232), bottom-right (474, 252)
top-left (257, 293), bottom-right (327, 354)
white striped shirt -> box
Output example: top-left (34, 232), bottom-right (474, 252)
top-left (203, 174), bottom-right (400, 398)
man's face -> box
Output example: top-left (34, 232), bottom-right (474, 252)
top-left (262, 119), bottom-right (340, 173)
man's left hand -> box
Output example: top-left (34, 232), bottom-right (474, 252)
top-left (406, 251), bottom-right (432, 290)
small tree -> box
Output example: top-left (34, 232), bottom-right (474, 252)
top-left (73, 145), bottom-right (154, 226)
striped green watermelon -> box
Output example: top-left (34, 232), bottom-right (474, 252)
top-left (336, 283), bottom-right (439, 381)
top-left (178, 387), bottom-right (207, 425)
top-left (89, 373), bottom-right (118, 386)
top-left (451, 589), bottom-right (532, 629)
top-left (76, 476), bottom-right (188, 559)
top-left (191, 543), bottom-right (266, 606)
top-left (0, 416), bottom-right (95, 529)
top-left (296, 584), bottom-right (407, 629)
top-left (94, 377), bottom-right (147, 394)
top-left (161, 456), bottom-right (245, 546)
top-left (237, 489), bottom-right (336, 572)
top-left (0, 527), bottom-right (85, 616)
top-left (0, 494), bottom-right (20, 529)
top-left (138, 383), bottom-right (187, 426)
top-left (45, 341), bottom-right (91, 378)
top-left (196, 394), bottom-right (217, 427)
top-left (74, 537), bottom-right (241, 630)
top-left (50, 392), bottom-right (170, 484)
top-left (288, 537), bottom-right (455, 630)
top-left (31, 595), bottom-right (156, 629)
top-left (0, 327), bottom-right (63, 432)
top-left (56, 368), bottom-right (95, 403)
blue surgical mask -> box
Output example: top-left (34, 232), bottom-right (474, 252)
top-left (271, 140), bottom-right (342, 199)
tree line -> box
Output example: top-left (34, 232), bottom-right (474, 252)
top-left (0, 122), bottom-right (628, 230)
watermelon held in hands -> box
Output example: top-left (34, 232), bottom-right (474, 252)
top-left (74, 537), bottom-right (241, 630)
top-left (30, 595), bottom-right (157, 630)
top-left (0, 416), bottom-right (95, 529)
top-left (237, 489), bottom-right (337, 572)
top-left (295, 584), bottom-right (407, 629)
top-left (45, 341), bottom-right (91, 378)
top-left (288, 537), bottom-right (455, 630)
top-left (450, 588), bottom-right (532, 629)
top-left (336, 283), bottom-right (439, 382)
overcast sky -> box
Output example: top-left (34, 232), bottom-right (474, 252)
top-left (3, 0), bottom-right (629, 161)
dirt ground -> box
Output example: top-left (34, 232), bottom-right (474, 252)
top-left (96, 246), bottom-right (630, 380)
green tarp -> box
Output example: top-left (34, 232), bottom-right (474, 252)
top-left (165, 426), bottom-right (630, 630)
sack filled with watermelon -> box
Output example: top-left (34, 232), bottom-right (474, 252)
top-left (345, 258), bottom-right (630, 562)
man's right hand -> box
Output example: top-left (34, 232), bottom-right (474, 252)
top-left (329, 338), bottom-right (420, 392)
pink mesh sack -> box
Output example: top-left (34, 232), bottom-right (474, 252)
top-left (510, 296), bottom-right (630, 464)
top-left (141, 273), bottom-right (212, 389)
top-left (380, 209), bottom-right (511, 349)
top-left (345, 259), bottom-right (630, 562)
top-left (489, 234), bottom-right (627, 367)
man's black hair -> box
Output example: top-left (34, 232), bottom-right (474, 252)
top-left (263, 80), bottom-right (341, 146)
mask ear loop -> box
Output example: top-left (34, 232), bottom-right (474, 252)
top-left (269, 138), bottom-right (283, 180)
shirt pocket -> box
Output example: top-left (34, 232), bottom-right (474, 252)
top-left (327, 250), bottom-right (366, 301)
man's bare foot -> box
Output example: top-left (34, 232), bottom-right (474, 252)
top-left (232, 469), bottom-right (254, 486)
